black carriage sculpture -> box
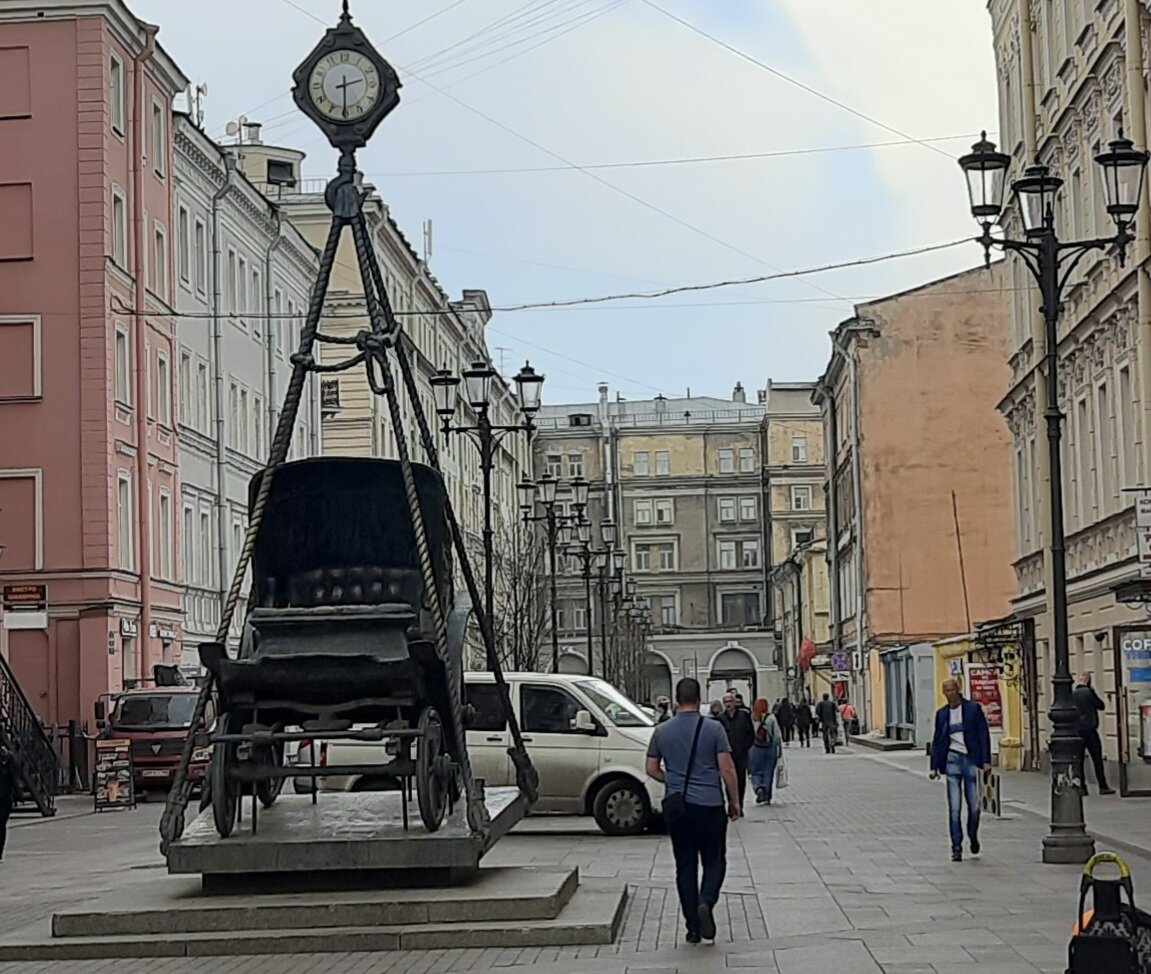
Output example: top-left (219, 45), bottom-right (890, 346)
top-left (197, 457), bottom-right (471, 839)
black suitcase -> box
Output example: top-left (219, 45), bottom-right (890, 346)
top-left (1067, 853), bottom-right (1151, 974)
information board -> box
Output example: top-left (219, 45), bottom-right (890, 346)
top-left (967, 663), bottom-right (1004, 731)
top-left (93, 739), bottom-right (136, 811)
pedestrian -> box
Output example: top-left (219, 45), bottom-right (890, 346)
top-left (708, 699), bottom-right (723, 719)
top-left (655, 696), bottom-right (673, 724)
top-left (1073, 672), bottom-right (1115, 796)
top-left (839, 698), bottom-right (858, 745)
top-left (646, 678), bottom-right (742, 944)
top-left (749, 698), bottom-right (783, 804)
top-left (929, 677), bottom-right (992, 862)
top-left (717, 692), bottom-right (754, 807)
top-left (0, 743), bottom-right (19, 861)
top-left (776, 696), bottom-right (795, 745)
top-left (795, 698), bottom-right (813, 748)
top-left (816, 693), bottom-right (838, 753)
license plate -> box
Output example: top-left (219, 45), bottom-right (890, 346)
top-left (141, 770), bottom-right (168, 778)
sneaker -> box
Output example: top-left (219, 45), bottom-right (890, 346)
top-left (970, 835), bottom-right (981, 856)
top-left (951, 851), bottom-right (963, 862)
top-left (697, 903), bottom-right (717, 941)
top-left (1100, 788), bottom-right (1116, 795)
top-left (685, 931), bottom-right (701, 945)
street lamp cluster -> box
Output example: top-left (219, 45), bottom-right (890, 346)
top-left (958, 130), bottom-right (1149, 864)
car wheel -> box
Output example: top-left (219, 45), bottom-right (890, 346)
top-left (592, 778), bottom-right (650, 836)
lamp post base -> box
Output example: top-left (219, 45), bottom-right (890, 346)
top-left (1041, 830), bottom-right (1095, 864)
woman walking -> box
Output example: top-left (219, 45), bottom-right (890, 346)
top-left (749, 698), bottom-right (782, 805)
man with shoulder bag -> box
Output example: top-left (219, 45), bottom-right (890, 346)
top-left (647, 678), bottom-right (742, 944)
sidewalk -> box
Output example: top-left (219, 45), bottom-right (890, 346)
top-left (863, 748), bottom-right (1150, 860)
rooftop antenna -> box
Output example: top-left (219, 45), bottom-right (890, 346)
top-left (224, 114), bottom-right (249, 144)
top-left (422, 219), bottom-right (433, 262)
top-left (495, 346), bottom-right (509, 374)
top-left (189, 83), bottom-right (208, 129)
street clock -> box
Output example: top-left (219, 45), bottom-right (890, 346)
top-left (291, 1), bottom-right (401, 151)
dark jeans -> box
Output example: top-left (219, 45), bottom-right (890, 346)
top-left (0, 797), bottom-right (11, 859)
top-left (732, 753), bottom-right (749, 806)
top-left (797, 724), bottom-right (811, 747)
top-left (667, 802), bottom-right (728, 934)
top-left (1077, 728), bottom-right (1111, 793)
top-left (822, 724), bottom-right (837, 753)
top-left (781, 722), bottom-right (794, 744)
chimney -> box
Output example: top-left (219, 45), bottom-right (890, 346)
top-left (733, 382), bottom-right (746, 404)
top-left (598, 383), bottom-right (609, 404)
top-left (244, 121), bottom-right (263, 145)
top-left (756, 389), bottom-right (767, 405)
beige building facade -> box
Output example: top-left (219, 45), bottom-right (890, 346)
top-left (988, 0), bottom-right (1151, 793)
top-left (813, 265), bottom-right (1018, 733)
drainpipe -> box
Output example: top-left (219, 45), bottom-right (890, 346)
top-left (264, 207), bottom-right (286, 441)
top-left (816, 377), bottom-right (841, 653)
top-left (211, 154), bottom-right (237, 628)
top-left (760, 420), bottom-right (773, 627)
top-left (131, 25), bottom-right (157, 682)
top-left (1123, 0), bottom-right (1151, 487)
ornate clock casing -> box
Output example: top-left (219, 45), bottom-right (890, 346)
top-left (291, 5), bottom-right (401, 151)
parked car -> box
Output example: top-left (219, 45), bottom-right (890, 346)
top-left (289, 672), bottom-right (662, 835)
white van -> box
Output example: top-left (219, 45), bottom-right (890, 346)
top-left (291, 672), bottom-right (662, 836)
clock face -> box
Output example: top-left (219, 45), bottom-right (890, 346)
top-left (308, 50), bottom-right (381, 121)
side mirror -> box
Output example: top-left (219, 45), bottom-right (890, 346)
top-left (574, 710), bottom-right (596, 734)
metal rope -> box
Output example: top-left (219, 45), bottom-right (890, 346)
top-left (159, 207), bottom-right (346, 855)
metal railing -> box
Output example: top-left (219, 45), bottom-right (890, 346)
top-left (0, 653), bottom-right (59, 815)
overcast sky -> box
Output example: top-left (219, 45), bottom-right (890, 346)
top-left (134, 0), bottom-right (999, 406)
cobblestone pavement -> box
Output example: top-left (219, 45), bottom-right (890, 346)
top-left (1, 745), bottom-right (1148, 973)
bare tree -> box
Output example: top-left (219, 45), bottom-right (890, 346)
top-left (466, 519), bottom-right (550, 672)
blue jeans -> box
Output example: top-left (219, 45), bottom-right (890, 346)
top-left (946, 752), bottom-right (980, 853)
top-left (749, 745), bottom-right (779, 802)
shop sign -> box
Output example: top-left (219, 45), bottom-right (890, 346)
top-left (949, 659), bottom-right (965, 677)
top-left (1138, 495), bottom-right (1151, 578)
top-left (120, 618), bottom-right (138, 638)
top-left (3, 583), bottom-right (46, 610)
top-left (1119, 632), bottom-right (1151, 685)
top-left (321, 378), bottom-right (340, 411)
top-left (93, 739), bottom-right (136, 812)
top-left (681, 658), bottom-right (696, 679)
top-left (968, 663), bottom-right (1004, 730)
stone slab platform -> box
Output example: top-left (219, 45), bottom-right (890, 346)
top-left (167, 786), bottom-right (524, 878)
top-left (52, 866), bottom-right (579, 937)
top-left (0, 885), bottom-right (628, 961)
top-left (848, 734), bottom-right (917, 752)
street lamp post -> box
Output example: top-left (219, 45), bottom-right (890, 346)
top-left (958, 130), bottom-right (1149, 864)
top-left (432, 361), bottom-right (544, 667)
top-left (520, 473), bottom-right (589, 672)
top-left (564, 518), bottom-right (596, 676)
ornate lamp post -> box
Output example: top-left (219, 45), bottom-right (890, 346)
top-left (564, 518), bottom-right (598, 676)
top-left (432, 361), bottom-right (543, 663)
top-left (520, 473), bottom-right (589, 672)
top-left (958, 130), bottom-right (1149, 864)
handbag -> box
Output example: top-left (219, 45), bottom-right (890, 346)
top-left (775, 752), bottom-right (789, 790)
top-left (662, 715), bottom-right (704, 827)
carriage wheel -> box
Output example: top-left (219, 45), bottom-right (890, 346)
top-left (255, 742), bottom-right (285, 809)
top-left (416, 707), bottom-right (448, 832)
top-left (210, 714), bottom-right (239, 837)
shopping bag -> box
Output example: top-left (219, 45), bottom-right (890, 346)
top-left (775, 754), bottom-right (789, 789)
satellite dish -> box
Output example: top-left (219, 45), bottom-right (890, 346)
top-left (225, 120), bottom-right (239, 136)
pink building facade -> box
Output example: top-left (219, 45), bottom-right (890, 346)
top-left (0, 1), bottom-right (188, 727)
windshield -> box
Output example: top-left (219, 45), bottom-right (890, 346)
top-left (575, 680), bottom-right (654, 728)
top-left (111, 694), bottom-right (197, 730)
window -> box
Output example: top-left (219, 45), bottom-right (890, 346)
top-left (114, 323), bottom-right (131, 405)
top-left (718, 540), bottom-right (737, 569)
top-left (176, 206), bottom-right (190, 284)
top-left (658, 544), bottom-right (675, 571)
top-left (546, 454), bottom-right (563, 479)
top-left (718, 497), bottom-right (736, 522)
top-left (739, 448), bottom-right (755, 472)
top-left (195, 361), bottom-right (209, 432)
top-left (791, 486), bottom-right (812, 511)
top-left (739, 497), bottom-right (756, 521)
top-left (194, 219), bottom-right (207, 293)
top-left (252, 394), bottom-right (264, 457)
top-left (634, 499), bottom-right (653, 525)
top-left (634, 544), bottom-right (652, 571)
top-left (156, 350), bottom-right (171, 427)
top-left (741, 539), bottom-right (760, 569)
top-left (522, 685), bottom-right (582, 734)
top-left (199, 511), bottom-right (213, 587)
top-left (654, 498), bottom-right (674, 525)
top-left (567, 454), bottom-right (583, 478)
top-left (659, 597), bottom-right (677, 627)
top-left (718, 449), bottom-right (734, 473)
top-left (1119, 366), bottom-right (1138, 486)
top-left (158, 491), bottom-right (172, 580)
top-left (464, 683), bottom-right (507, 732)
top-left (112, 187), bottom-right (128, 267)
top-left (226, 250), bottom-right (238, 314)
top-left (251, 269), bottom-right (262, 337)
top-left (239, 388), bottom-right (250, 453)
top-left (633, 452), bottom-right (650, 475)
top-left (792, 528), bottom-right (814, 548)
top-left (228, 381), bottom-right (239, 448)
top-left (178, 351), bottom-right (191, 424)
top-left (655, 451), bottom-right (670, 475)
top-left (273, 289), bottom-right (284, 357)
top-left (152, 101), bottom-right (166, 177)
top-left (237, 256), bottom-right (248, 326)
top-left (109, 54), bottom-right (125, 134)
top-left (791, 436), bottom-right (807, 462)
top-left (721, 592), bottom-right (760, 627)
top-left (183, 506), bottom-right (195, 583)
top-left (117, 471), bottom-right (133, 570)
top-left (573, 605), bottom-right (587, 631)
top-left (152, 224), bottom-right (168, 298)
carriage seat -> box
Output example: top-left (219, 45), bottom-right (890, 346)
top-left (268, 565), bottom-right (424, 610)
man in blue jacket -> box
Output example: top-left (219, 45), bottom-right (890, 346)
top-left (929, 677), bottom-right (992, 862)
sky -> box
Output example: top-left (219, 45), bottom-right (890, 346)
top-left (133, 0), bottom-right (1000, 406)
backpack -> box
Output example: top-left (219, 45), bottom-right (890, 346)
top-left (754, 715), bottom-right (776, 748)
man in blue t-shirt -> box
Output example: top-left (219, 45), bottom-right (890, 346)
top-left (647, 677), bottom-right (741, 944)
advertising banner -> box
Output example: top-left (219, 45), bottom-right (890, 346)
top-left (93, 739), bottom-right (135, 812)
top-left (967, 663), bottom-right (1004, 731)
